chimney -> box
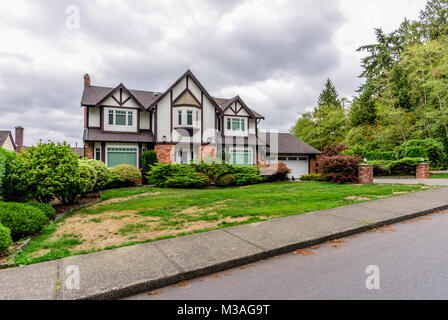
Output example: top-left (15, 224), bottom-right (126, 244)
top-left (84, 74), bottom-right (91, 88)
top-left (15, 126), bottom-right (24, 153)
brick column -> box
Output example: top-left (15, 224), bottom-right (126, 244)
top-left (416, 163), bottom-right (430, 179)
top-left (154, 144), bottom-right (175, 164)
top-left (200, 145), bottom-right (217, 159)
top-left (310, 157), bottom-right (317, 174)
top-left (84, 142), bottom-right (94, 159)
top-left (358, 165), bottom-right (374, 184)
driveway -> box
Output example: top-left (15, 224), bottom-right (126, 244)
top-left (374, 178), bottom-right (448, 186)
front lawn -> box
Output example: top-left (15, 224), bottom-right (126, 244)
top-left (430, 173), bottom-right (448, 179)
top-left (15, 182), bottom-right (433, 265)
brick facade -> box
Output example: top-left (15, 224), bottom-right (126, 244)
top-left (84, 142), bottom-right (94, 159)
top-left (310, 157), bottom-right (317, 174)
top-left (200, 145), bottom-right (217, 159)
top-left (416, 163), bottom-right (430, 179)
top-left (155, 144), bottom-right (175, 164)
top-left (358, 165), bottom-right (374, 184)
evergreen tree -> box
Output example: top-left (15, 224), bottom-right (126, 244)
top-left (317, 79), bottom-right (341, 107)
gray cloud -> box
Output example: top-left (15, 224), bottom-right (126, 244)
top-left (0, 0), bottom-right (346, 146)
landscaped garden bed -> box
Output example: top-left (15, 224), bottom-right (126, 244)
top-left (14, 182), bottom-right (434, 266)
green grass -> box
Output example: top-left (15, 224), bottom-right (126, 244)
top-left (430, 173), bottom-right (448, 179)
top-left (14, 182), bottom-right (434, 266)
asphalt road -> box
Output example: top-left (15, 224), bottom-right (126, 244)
top-left (125, 210), bottom-right (448, 300)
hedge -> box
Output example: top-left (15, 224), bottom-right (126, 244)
top-left (28, 202), bottom-right (57, 220)
top-left (395, 139), bottom-right (446, 169)
top-left (0, 223), bottom-right (12, 252)
top-left (0, 202), bottom-right (49, 241)
top-left (142, 151), bottom-right (158, 185)
top-left (110, 164), bottom-right (142, 183)
top-left (79, 160), bottom-right (97, 193)
top-left (83, 159), bottom-right (110, 190)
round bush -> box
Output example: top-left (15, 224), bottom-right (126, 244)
top-left (215, 174), bottom-right (236, 187)
top-left (83, 159), bottom-right (110, 190)
top-left (0, 223), bottom-right (12, 252)
top-left (110, 164), bottom-right (142, 183)
top-left (0, 202), bottom-right (49, 241)
top-left (79, 160), bottom-right (97, 193)
top-left (28, 202), bottom-right (57, 220)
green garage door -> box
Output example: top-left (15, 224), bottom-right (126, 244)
top-left (107, 147), bottom-right (137, 168)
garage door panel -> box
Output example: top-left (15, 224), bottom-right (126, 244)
top-left (283, 157), bottom-right (309, 179)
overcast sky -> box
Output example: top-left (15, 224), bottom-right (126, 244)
top-left (0, 0), bottom-right (426, 147)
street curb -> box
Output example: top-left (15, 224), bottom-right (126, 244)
top-left (77, 201), bottom-right (448, 300)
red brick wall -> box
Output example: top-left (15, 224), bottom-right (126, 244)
top-left (201, 145), bottom-right (217, 159)
top-left (416, 163), bottom-right (430, 179)
top-left (84, 142), bottom-right (94, 159)
top-left (155, 144), bottom-right (175, 164)
top-left (310, 157), bottom-right (317, 174)
top-left (358, 165), bottom-right (374, 184)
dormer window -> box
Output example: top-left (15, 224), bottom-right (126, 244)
top-left (108, 109), bottom-right (134, 127)
top-left (227, 118), bottom-right (246, 132)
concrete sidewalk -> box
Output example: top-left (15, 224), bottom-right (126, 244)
top-left (374, 178), bottom-right (448, 186)
top-left (1, 187), bottom-right (448, 300)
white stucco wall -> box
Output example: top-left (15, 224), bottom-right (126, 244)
top-left (140, 111), bottom-right (150, 130)
top-left (89, 108), bottom-right (100, 127)
top-left (157, 94), bottom-right (171, 142)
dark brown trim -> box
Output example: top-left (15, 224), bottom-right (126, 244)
top-left (95, 83), bottom-right (146, 111)
top-left (148, 70), bottom-right (222, 113)
top-left (100, 105), bottom-right (141, 110)
top-left (101, 142), bottom-right (106, 165)
top-left (137, 108), bottom-right (140, 133)
top-left (172, 104), bottom-right (202, 109)
top-left (201, 92), bottom-right (204, 143)
top-left (172, 88), bottom-right (202, 107)
top-left (170, 90), bottom-right (173, 143)
top-left (138, 143), bottom-right (142, 169)
top-left (155, 106), bottom-right (158, 142)
top-left (100, 108), bottom-right (104, 132)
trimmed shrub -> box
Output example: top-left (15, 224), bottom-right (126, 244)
top-left (259, 163), bottom-right (291, 182)
top-left (79, 160), bottom-right (97, 193)
top-left (163, 172), bottom-right (210, 188)
top-left (28, 202), bottom-right (57, 221)
top-left (148, 164), bottom-right (210, 188)
top-left (0, 202), bottom-right (49, 241)
top-left (142, 151), bottom-right (158, 184)
top-left (191, 162), bottom-right (232, 183)
top-left (0, 223), bottom-right (12, 252)
top-left (403, 146), bottom-right (428, 159)
top-left (300, 173), bottom-right (326, 181)
top-left (229, 166), bottom-right (264, 186)
top-left (215, 173), bottom-right (236, 187)
top-left (9, 142), bottom-right (84, 204)
top-left (395, 139), bottom-right (446, 168)
top-left (110, 164), bottom-right (142, 183)
top-left (318, 155), bottom-right (361, 184)
top-left (390, 157), bottom-right (422, 176)
top-left (104, 171), bottom-right (133, 189)
top-left (83, 159), bottom-right (110, 190)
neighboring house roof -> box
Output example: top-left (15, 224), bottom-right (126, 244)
top-left (71, 147), bottom-right (84, 157)
top-left (0, 130), bottom-right (15, 150)
top-left (259, 132), bottom-right (321, 155)
top-left (83, 128), bottom-right (155, 143)
top-left (80, 70), bottom-right (264, 119)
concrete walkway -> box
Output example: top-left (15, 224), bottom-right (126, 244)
top-left (374, 178), bottom-right (448, 186)
top-left (1, 187), bottom-right (448, 300)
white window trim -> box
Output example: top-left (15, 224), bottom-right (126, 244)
top-left (107, 109), bottom-right (136, 127)
top-left (176, 107), bottom-right (200, 128)
top-left (95, 147), bottom-right (101, 161)
top-left (225, 116), bottom-right (248, 136)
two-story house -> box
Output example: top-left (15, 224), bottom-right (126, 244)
top-left (81, 70), bottom-right (320, 179)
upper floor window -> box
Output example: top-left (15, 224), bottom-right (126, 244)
top-left (187, 111), bottom-right (193, 126)
top-left (108, 109), bottom-right (134, 126)
top-left (226, 118), bottom-right (246, 132)
top-left (178, 110), bottom-right (182, 125)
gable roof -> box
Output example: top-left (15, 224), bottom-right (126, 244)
top-left (80, 70), bottom-right (264, 118)
top-left (259, 132), bottom-right (321, 155)
top-left (219, 95), bottom-right (265, 120)
top-left (81, 85), bottom-right (162, 108)
top-left (0, 130), bottom-right (15, 149)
